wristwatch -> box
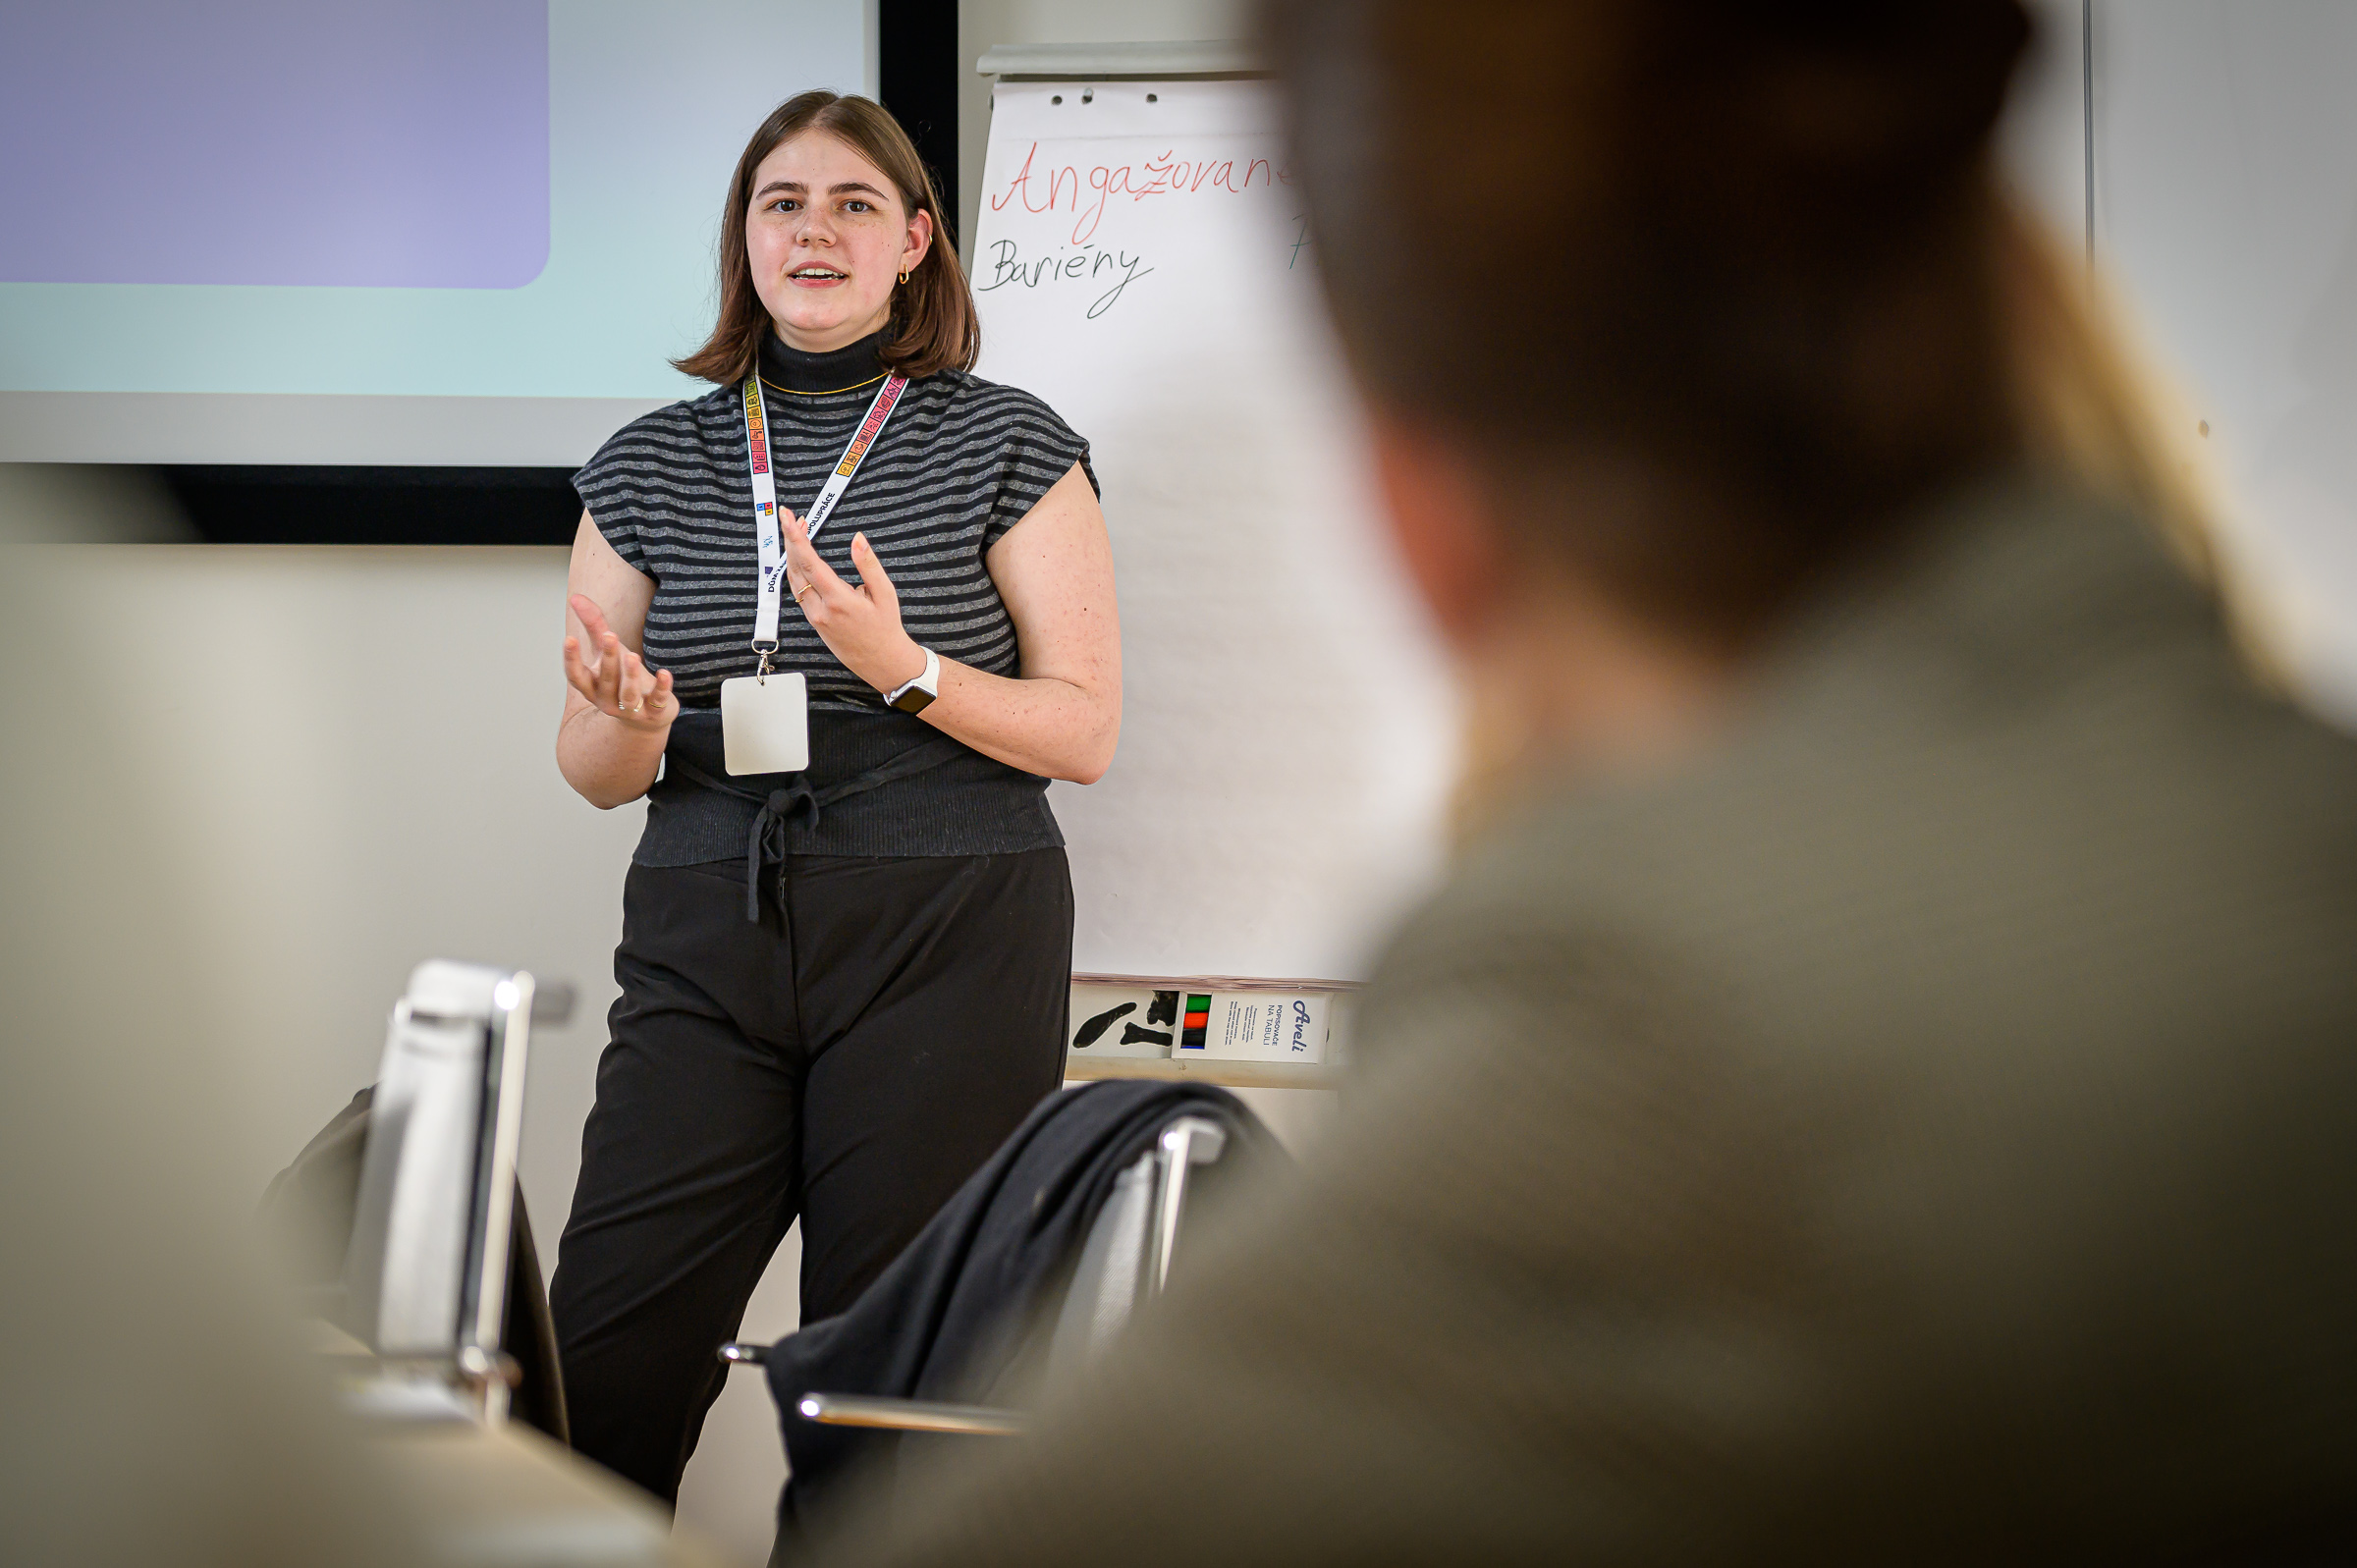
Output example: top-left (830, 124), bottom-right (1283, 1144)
top-left (883, 646), bottom-right (940, 715)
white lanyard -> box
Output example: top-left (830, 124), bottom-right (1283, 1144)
top-left (743, 369), bottom-right (909, 672)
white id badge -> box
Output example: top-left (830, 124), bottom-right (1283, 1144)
top-left (719, 672), bottom-right (809, 775)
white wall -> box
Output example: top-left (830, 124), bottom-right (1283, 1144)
top-left (2088, 1), bottom-right (2357, 722)
top-left (2004, 0), bottom-right (2091, 247)
top-left (1953, 2), bottom-right (2357, 734)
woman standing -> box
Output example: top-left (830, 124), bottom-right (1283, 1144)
top-left (548, 91), bottom-right (1118, 1504)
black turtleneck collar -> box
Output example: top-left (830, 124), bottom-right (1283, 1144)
top-left (758, 327), bottom-right (890, 395)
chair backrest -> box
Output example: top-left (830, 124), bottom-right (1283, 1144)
top-left (342, 961), bottom-right (539, 1375)
top-left (1045, 1113), bottom-right (1231, 1376)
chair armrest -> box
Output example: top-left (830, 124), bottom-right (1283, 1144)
top-left (795, 1393), bottom-right (1026, 1436)
top-left (716, 1348), bottom-right (1026, 1435)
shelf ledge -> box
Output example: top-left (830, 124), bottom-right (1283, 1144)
top-left (1063, 1055), bottom-right (1342, 1091)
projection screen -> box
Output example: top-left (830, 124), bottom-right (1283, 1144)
top-left (0, 0), bottom-right (876, 465)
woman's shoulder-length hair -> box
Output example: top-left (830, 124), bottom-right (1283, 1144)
top-left (673, 90), bottom-right (979, 386)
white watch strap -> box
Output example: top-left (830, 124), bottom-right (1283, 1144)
top-left (886, 646), bottom-right (939, 704)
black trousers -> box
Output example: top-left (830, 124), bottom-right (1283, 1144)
top-left (549, 850), bottom-right (1072, 1505)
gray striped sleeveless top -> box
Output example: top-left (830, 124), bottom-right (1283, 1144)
top-left (574, 330), bottom-right (1095, 862)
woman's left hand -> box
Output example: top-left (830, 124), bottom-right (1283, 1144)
top-left (783, 513), bottom-right (928, 695)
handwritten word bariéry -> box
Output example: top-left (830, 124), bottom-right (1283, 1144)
top-left (991, 141), bottom-right (1291, 245)
top-left (976, 240), bottom-right (1154, 320)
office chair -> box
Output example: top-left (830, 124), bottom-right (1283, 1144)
top-left (336, 959), bottom-right (566, 1425)
top-left (720, 1112), bottom-right (1232, 1436)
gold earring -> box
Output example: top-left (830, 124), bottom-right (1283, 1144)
top-left (899, 270), bottom-right (910, 285)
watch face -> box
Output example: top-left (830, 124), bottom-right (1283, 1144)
top-left (891, 686), bottom-right (937, 715)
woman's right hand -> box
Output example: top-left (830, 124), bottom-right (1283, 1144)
top-left (565, 593), bottom-right (676, 731)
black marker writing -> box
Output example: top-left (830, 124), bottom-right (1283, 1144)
top-left (1072, 1000), bottom-right (1136, 1049)
top-left (975, 239), bottom-right (1156, 320)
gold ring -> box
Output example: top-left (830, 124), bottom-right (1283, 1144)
top-left (794, 582), bottom-right (818, 600)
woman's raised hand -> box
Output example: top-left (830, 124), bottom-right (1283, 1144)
top-left (783, 515), bottom-right (927, 694)
top-left (566, 593), bottom-right (676, 730)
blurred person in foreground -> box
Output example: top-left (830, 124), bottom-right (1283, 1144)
top-left (0, 470), bottom-right (421, 1566)
top-left (825, 1), bottom-right (2357, 1562)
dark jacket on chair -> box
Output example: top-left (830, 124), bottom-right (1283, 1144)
top-left (832, 479), bottom-right (2357, 1566)
top-left (763, 1079), bottom-right (1284, 1550)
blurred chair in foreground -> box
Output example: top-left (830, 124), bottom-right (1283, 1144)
top-left (276, 961), bottom-right (733, 1566)
top-left (724, 1081), bottom-right (1282, 1557)
top-left (812, 3), bottom-right (2357, 1564)
top-left (263, 960), bottom-right (574, 1440)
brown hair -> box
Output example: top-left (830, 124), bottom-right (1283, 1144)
top-left (1262, 0), bottom-right (2036, 650)
top-left (673, 90), bottom-right (979, 385)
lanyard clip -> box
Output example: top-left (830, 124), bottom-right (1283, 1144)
top-left (752, 641), bottom-right (777, 684)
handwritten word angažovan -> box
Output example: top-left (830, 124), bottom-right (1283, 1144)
top-left (976, 241), bottom-right (1154, 321)
top-left (990, 141), bottom-right (1294, 245)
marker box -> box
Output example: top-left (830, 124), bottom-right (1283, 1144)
top-left (1065, 980), bottom-right (1344, 1065)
